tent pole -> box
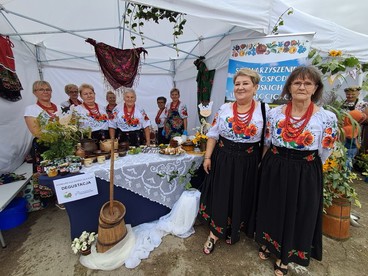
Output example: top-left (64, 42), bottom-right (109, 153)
top-left (35, 45), bottom-right (44, 80)
top-left (0, 5), bottom-right (87, 40)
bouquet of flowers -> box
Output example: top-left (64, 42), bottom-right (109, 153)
top-left (192, 131), bottom-right (208, 145)
top-left (71, 231), bottom-right (97, 255)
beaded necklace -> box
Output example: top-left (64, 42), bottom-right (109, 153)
top-left (83, 102), bottom-right (101, 117)
top-left (283, 101), bottom-right (314, 139)
top-left (37, 101), bottom-right (57, 117)
top-left (124, 103), bottom-right (135, 120)
top-left (233, 100), bottom-right (255, 129)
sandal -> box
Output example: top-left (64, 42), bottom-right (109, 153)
top-left (203, 236), bottom-right (216, 255)
top-left (258, 246), bottom-right (271, 260)
top-left (274, 260), bottom-right (288, 276)
top-left (225, 235), bottom-right (232, 245)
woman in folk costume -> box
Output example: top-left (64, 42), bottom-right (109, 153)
top-left (199, 68), bottom-right (269, 254)
top-left (73, 83), bottom-right (110, 143)
top-left (60, 83), bottom-right (82, 112)
top-left (163, 88), bottom-right (188, 139)
top-left (255, 66), bottom-right (338, 276)
top-left (105, 90), bottom-right (118, 119)
top-left (24, 81), bottom-right (61, 173)
top-left (109, 88), bottom-right (151, 146)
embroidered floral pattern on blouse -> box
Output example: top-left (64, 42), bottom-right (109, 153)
top-left (288, 249), bottom-right (308, 260)
top-left (227, 117), bottom-right (258, 139)
top-left (262, 232), bottom-right (281, 252)
top-left (123, 115), bottom-right (140, 126)
top-left (181, 106), bottom-right (188, 117)
top-left (143, 112), bottom-right (149, 121)
top-left (88, 113), bottom-right (108, 122)
top-left (277, 119), bottom-right (315, 149)
top-left (321, 127), bottom-right (335, 149)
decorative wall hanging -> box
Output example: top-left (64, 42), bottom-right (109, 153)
top-left (86, 38), bottom-right (147, 91)
top-left (194, 57), bottom-right (215, 122)
top-left (0, 35), bottom-right (23, 102)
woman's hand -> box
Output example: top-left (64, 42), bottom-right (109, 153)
top-left (203, 159), bottom-right (211, 174)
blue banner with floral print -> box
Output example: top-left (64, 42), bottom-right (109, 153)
top-left (225, 33), bottom-right (315, 103)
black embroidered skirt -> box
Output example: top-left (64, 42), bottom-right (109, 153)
top-left (199, 136), bottom-right (261, 244)
top-left (255, 145), bottom-right (323, 266)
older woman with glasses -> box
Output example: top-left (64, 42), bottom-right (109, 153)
top-left (60, 83), bottom-right (82, 112)
top-left (24, 81), bottom-right (61, 173)
top-left (24, 80), bottom-right (64, 208)
top-left (255, 66), bottom-right (338, 276)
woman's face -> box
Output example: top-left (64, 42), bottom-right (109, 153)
top-left (345, 90), bottom-right (359, 102)
top-left (289, 77), bottom-right (317, 102)
top-left (80, 88), bottom-right (96, 105)
top-left (68, 87), bottom-right (79, 100)
top-left (107, 94), bottom-right (116, 105)
top-left (233, 75), bottom-right (257, 103)
top-left (34, 84), bottom-right (52, 102)
top-left (124, 92), bottom-right (136, 106)
top-left (170, 91), bottom-right (180, 102)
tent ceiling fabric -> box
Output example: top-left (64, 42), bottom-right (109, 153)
top-left (1, 0), bottom-right (368, 80)
top-left (283, 0), bottom-right (368, 36)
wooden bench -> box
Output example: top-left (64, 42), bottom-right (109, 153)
top-left (0, 162), bottom-right (33, 248)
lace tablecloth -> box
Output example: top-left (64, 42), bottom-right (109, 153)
top-left (81, 153), bottom-right (203, 208)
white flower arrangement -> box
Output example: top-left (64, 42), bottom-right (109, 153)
top-left (71, 231), bottom-right (97, 254)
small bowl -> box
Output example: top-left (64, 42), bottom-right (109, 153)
top-left (118, 151), bottom-right (127, 157)
top-left (84, 158), bottom-right (93, 167)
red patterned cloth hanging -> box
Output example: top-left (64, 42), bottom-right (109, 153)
top-left (86, 38), bottom-right (147, 90)
top-left (0, 35), bottom-right (23, 102)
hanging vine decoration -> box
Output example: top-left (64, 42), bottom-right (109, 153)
top-left (124, 3), bottom-right (187, 55)
top-left (270, 7), bottom-right (294, 35)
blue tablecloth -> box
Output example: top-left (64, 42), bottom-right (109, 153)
top-left (39, 153), bottom-right (205, 239)
top-left (39, 174), bottom-right (170, 239)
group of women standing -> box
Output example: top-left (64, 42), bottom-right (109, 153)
top-left (199, 66), bottom-right (337, 276)
top-left (24, 82), bottom-right (188, 171)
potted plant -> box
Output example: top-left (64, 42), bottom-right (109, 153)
top-left (37, 111), bottom-right (90, 160)
top-left (321, 105), bottom-right (361, 240)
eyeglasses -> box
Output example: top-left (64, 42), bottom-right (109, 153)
top-left (291, 81), bottom-right (316, 90)
top-left (36, 88), bottom-right (52, 92)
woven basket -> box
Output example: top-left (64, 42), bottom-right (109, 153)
top-left (99, 139), bottom-right (118, 152)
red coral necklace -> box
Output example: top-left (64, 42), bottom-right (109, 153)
top-left (37, 101), bottom-right (57, 117)
top-left (233, 100), bottom-right (255, 128)
top-left (124, 103), bottom-right (135, 120)
top-left (283, 101), bottom-right (314, 139)
top-left (83, 103), bottom-right (101, 117)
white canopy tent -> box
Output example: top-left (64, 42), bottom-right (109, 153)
top-left (1, 0), bottom-right (368, 173)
